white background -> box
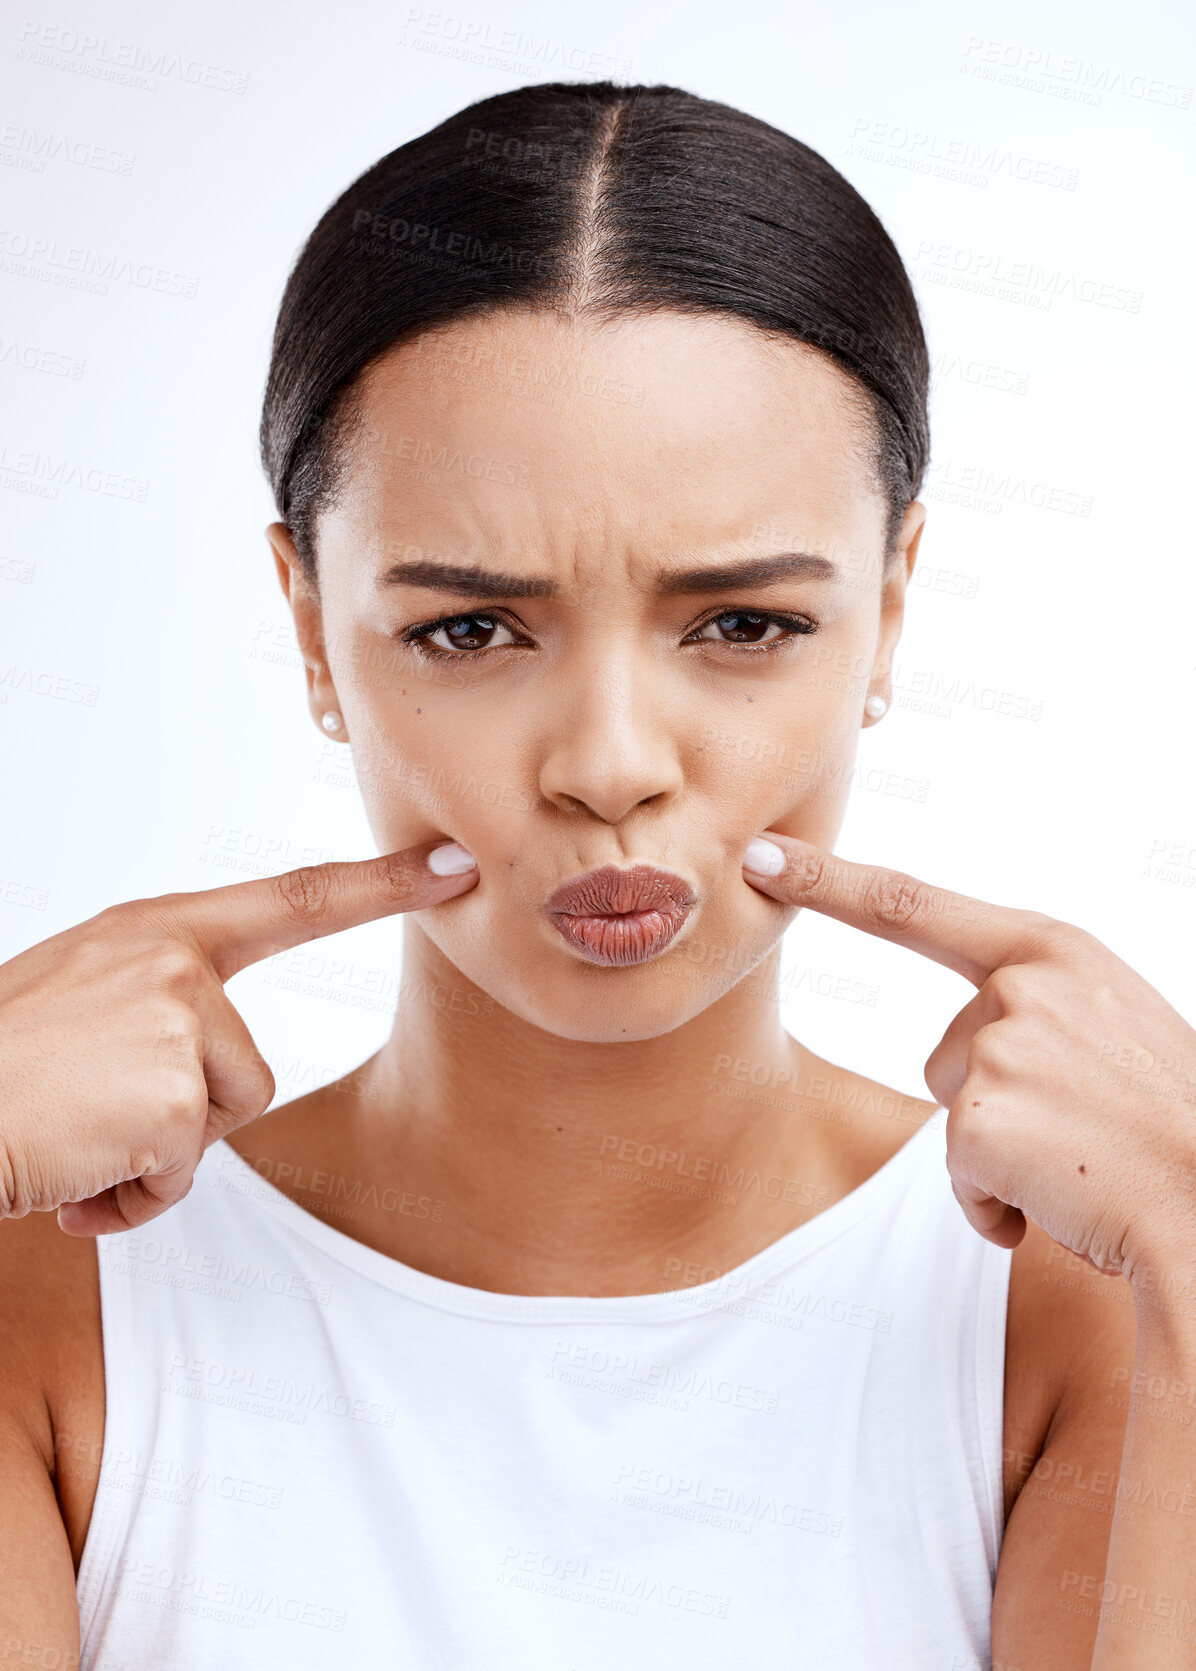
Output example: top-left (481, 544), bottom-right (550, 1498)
top-left (2, 0), bottom-right (1193, 1108)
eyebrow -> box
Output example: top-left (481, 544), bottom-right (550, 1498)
top-left (379, 551), bottom-right (838, 598)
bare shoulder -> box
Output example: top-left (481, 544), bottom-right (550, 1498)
top-left (993, 1215), bottom-right (1138, 1667)
top-left (0, 1207), bottom-right (106, 1569)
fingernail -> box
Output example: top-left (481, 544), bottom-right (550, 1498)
top-left (743, 837), bottom-right (786, 877)
top-left (427, 841), bottom-right (478, 875)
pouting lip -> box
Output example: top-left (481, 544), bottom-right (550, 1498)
top-left (545, 862), bottom-right (698, 920)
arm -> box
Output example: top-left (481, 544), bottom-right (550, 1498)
top-left (992, 1232), bottom-right (1196, 1670)
top-left (993, 1225), bottom-right (1140, 1670)
top-left (740, 837), bottom-right (1196, 1664)
top-left (0, 1415), bottom-right (81, 1667)
top-left (0, 1211), bottom-right (97, 1667)
top-left (1090, 1249), bottom-right (1196, 1669)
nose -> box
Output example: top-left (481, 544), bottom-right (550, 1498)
top-left (538, 648), bottom-right (685, 824)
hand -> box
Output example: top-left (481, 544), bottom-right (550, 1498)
top-left (742, 832), bottom-right (1196, 1286)
top-left (0, 840), bottom-right (478, 1235)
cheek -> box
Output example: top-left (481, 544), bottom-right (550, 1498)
top-left (339, 675), bottom-right (529, 857)
top-left (696, 685), bottom-right (862, 842)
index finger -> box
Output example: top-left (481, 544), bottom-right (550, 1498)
top-left (742, 831), bottom-right (1057, 986)
top-left (142, 839), bottom-right (479, 983)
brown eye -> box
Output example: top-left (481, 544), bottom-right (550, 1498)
top-left (705, 611), bottom-right (775, 643)
top-left (442, 615), bottom-right (496, 650)
top-left (687, 609), bottom-right (817, 655)
top-left (420, 613), bottom-right (519, 654)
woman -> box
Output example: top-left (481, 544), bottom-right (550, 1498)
top-left (1, 79), bottom-right (1193, 1669)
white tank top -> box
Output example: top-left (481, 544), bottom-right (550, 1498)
top-left (76, 1104), bottom-right (1010, 1668)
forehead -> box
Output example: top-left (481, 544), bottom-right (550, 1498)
top-left (324, 308), bottom-right (886, 570)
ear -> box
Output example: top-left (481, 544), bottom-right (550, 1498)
top-left (897, 499), bottom-right (927, 586)
top-left (863, 501), bottom-right (927, 727)
top-left (264, 522), bottom-right (345, 740)
top-left (267, 520), bottom-right (298, 605)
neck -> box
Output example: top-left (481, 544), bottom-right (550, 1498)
top-left (335, 922), bottom-right (846, 1293)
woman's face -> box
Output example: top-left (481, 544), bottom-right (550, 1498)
top-left (271, 308), bottom-right (925, 1042)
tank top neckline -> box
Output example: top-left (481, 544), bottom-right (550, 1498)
top-left (206, 1107), bottom-right (947, 1325)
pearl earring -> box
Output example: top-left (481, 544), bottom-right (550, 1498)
top-left (864, 694), bottom-right (888, 719)
top-left (321, 711), bottom-right (343, 734)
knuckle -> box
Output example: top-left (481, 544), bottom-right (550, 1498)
top-left (922, 1048), bottom-right (950, 1100)
top-left (985, 963), bottom-right (1033, 1006)
top-left (945, 1094), bottom-right (992, 1167)
top-left (75, 901), bottom-right (140, 953)
top-left (944, 1112), bottom-right (975, 1169)
top-left (207, 1036), bottom-right (275, 1111)
top-left (378, 851), bottom-right (419, 904)
top-left (861, 871), bottom-right (932, 933)
top-left (236, 1055), bottom-right (276, 1116)
top-left (148, 940), bottom-right (204, 989)
top-left (1023, 910), bottom-right (1084, 957)
top-left (250, 1060), bottom-right (277, 1114)
top-left (0, 1139), bottom-right (17, 1218)
top-left (84, 901), bottom-right (126, 932)
top-left (274, 864), bottom-right (333, 920)
top-left (100, 894), bottom-right (181, 937)
top-left (159, 1066), bottom-right (209, 1128)
top-left (149, 998), bottom-right (202, 1049)
top-left (965, 1023), bottom-right (1007, 1077)
top-left (788, 847), bottom-right (826, 892)
top-left (1054, 920), bottom-right (1100, 959)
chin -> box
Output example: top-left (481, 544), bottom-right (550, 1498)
top-left (417, 891), bottom-right (788, 1043)
top-left (463, 966), bottom-right (734, 1044)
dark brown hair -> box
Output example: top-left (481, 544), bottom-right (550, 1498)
top-left (260, 80), bottom-right (930, 584)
